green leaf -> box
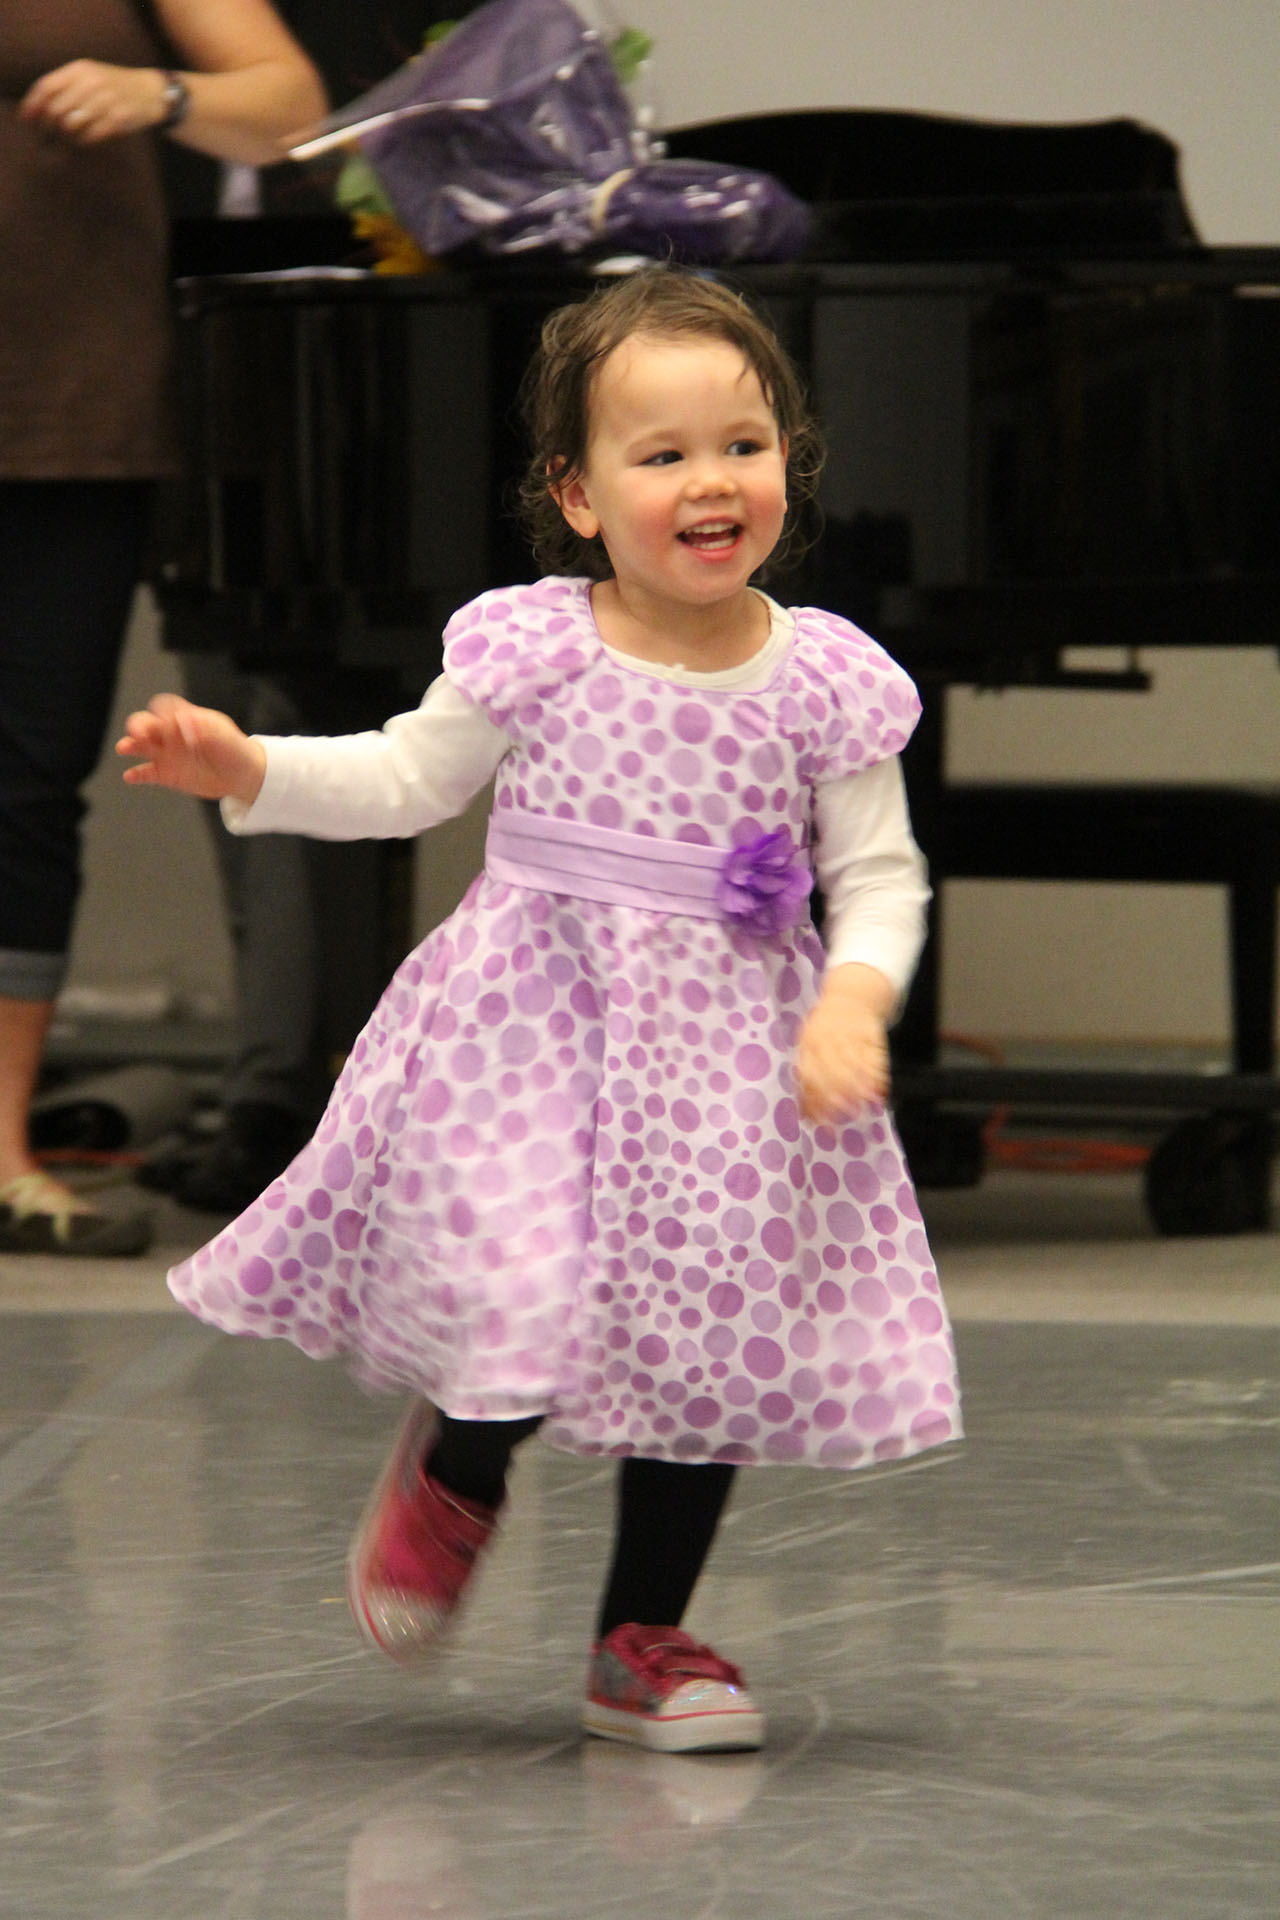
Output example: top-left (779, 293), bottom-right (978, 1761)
top-left (334, 149), bottom-right (395, 219)
top-left (610, 26), bottom-right (654, 87)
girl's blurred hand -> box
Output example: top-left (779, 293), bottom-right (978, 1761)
top-left (117, 693), bottom-right (267, 807)
top-left (794, 964), bottom-right (894, 1125)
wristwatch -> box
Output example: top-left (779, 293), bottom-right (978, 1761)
top-left (158, 71), bottom-right (191, 132)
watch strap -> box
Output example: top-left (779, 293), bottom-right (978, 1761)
top-left (158, 71), bottom-right (190, 132)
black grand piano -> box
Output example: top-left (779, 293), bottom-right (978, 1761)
top-left (157, 110), bottom-right (1280, 1233)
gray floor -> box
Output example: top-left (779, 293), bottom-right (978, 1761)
top-left (1, 1166), bottom-right (1277, 1919)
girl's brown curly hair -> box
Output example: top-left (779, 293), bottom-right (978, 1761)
top-left (516, 268), bottom-right (824, 583)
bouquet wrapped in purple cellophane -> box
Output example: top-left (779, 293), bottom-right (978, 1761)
top-left (292, 0), bottom-right (809, 264)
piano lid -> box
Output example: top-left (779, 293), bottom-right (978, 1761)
top-left (661, 110), bottom-right (1202, 262)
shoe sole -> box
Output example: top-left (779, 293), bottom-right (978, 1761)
top-left (346, 1398), bottom-right (452, 1668)
top-left (0, 1213), bottom-right (153, 1257)
top-left (581, 1701), bottom-right (765, 1754)
top-left (345, 1562), bottom-right (456, 1669)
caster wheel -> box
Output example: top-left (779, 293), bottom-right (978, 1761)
top-left (1144, 1114), bottom-right (1273, 1235)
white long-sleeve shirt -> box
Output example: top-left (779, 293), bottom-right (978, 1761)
top-left (224, 602), bottom-right (931, 999)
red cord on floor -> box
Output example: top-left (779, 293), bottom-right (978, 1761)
top-left (939, 1031), bottom-right (1153, 1174)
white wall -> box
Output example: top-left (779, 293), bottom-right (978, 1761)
top-left (68, 2), bottom-right (1280, 1052)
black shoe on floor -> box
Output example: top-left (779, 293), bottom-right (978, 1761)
top-left (135, 1137), bottom-right (210, 1197)
top-left (156, 1102), bottom-right (313, 1215)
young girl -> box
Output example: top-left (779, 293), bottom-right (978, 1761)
top-left (119, 267), bottom-right (962, 1755)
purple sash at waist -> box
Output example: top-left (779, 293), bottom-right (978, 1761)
top-left (485, 810), bottom-right (813, 935)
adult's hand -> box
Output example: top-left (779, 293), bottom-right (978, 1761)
top-left (19, 60), bottom-right (175, 145)
top-left (19, 0), bottom-right (326, 166)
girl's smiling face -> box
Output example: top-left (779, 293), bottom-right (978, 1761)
top-left (554, 331), bottom-right (789, 626)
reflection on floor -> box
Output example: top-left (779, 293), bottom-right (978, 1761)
top-left (0, 1168), bottom-right (1276, 1919)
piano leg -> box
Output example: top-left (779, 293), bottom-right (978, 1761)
top-left (1145, 869), bottom-right (1275, 1233)
top-left (892, 689), bottom-right (987, 1188)
top-left (1229, 872), bottom-right (1278, 1077)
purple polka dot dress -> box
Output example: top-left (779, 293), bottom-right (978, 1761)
top-left (169, 579), bottom-right (962, 1471)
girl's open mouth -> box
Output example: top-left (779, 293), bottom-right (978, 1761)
top-left (678, 521), bottom-right (741, 551)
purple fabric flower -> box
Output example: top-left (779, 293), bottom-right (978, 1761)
top-left (715, 829), bottom-right (812, 939)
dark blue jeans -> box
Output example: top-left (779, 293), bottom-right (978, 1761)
top-left (0, 480), bottom-right (153, 999)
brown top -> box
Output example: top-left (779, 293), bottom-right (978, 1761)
top-left (0, 0), bottom-right (178, 477)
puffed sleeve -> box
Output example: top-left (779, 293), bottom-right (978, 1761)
top-left (443, 578), bottom-right (597, 727)
top-left (785, 608), bottom-right (922, 783)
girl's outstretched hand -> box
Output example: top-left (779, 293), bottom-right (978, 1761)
top-left (116, 694), bottom-right (267, 807)
top-left (794, 964), bottom-right (895, 1126)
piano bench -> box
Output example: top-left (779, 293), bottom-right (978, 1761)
top-left (934, 782), bottom-right (1280, 1074)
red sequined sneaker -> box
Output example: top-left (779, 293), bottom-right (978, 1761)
top-left (582, 1624), bottom-right (765, 1753)
top-left (346, 1400), bottom-right (500, 1666)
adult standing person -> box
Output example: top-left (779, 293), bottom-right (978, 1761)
top-left (132, 1), bottom-right (451, 1220)
top-left (0, 0), bottom-right (326, 1255)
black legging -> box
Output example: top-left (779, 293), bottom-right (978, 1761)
top-left (428, 1413), bottom-right (736, 1641)
top-left (0, 480), bottom-right (154, 991)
